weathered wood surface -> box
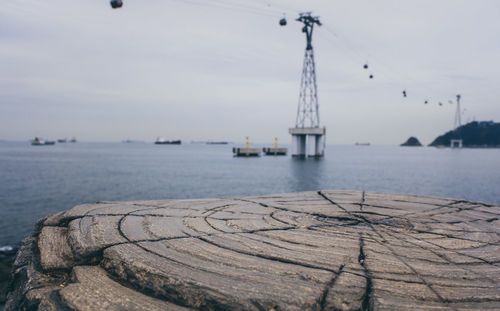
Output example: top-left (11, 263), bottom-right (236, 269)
top-left (5, 190), bottom-right (500, 310)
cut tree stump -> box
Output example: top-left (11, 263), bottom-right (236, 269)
top-left (5, 191), bottom-right (500, 310)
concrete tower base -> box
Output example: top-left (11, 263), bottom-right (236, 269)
top-left (289, 127), bottom-right (326, 157)
top-left (450, 139), bottom-right (463, 148)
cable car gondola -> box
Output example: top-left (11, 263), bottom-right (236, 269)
top-left (110, 0), bottom-right (122, 8)
top-left (279, 18), bottom-right (287, 26)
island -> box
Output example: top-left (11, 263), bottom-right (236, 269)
top-left (400, 136), bottom-right (422, 147)
top-left (429, 121), bottom-right (500, 148)
top-left (4, 191), bottom-right (500, 310)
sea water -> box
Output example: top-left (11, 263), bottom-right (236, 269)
top-left (1, 141), bottom-right (499, 249)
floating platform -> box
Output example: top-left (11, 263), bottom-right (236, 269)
top-left (6, 191), bottom-right (500, 310)
top-left (232, 147), bottom-right (261, 157)
top-left (262, 147), bottom-right (288, 155)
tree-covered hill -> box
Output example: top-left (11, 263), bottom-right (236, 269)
top-left (429, 121), bottom-right (500, 147)
top-left (401, 136), bottom-right (423, 146)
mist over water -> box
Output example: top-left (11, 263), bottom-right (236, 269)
top-left (1, 141), bottom-right (499, 248)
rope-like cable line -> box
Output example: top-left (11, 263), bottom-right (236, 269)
top-left (155, 0), bottom-right (463, 110)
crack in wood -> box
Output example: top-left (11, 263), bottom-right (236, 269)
top-left (359, 235), bottom-right (373, 311)
top-left (319, 264), bottom-right (345, 311)
top-left (196, 236), bottom-right (340, 274)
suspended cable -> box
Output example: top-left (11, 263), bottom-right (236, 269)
top-left (320, 23), bottom-right (459, 106)
top-left (110, 0), bottom-right (462, 111)
top-left (166, 0), bottom-right (277, 18)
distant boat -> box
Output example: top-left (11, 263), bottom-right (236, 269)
top-left (57, 138), bottom-right (67, 143)
top-left (69, 137), bottom-right (77, 143)
top-left (207, 141), bottom-right (228, 145)
top-left (31, 137), bottom-right (55, 146)
top-left (155, 137), bottom-right (181, 145)
top-left (355, 142), bottom-right (370, 146)
top-left (31, 137), bottom-right (45, 145)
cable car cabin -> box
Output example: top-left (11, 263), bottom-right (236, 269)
top-left (110, 0), bottom-right (122, 9)
top-left (279, 18), bottom-right (287, 26)
top-left (369, 74), bottom-right (373, 79)
top-left (363, 64), bottom-right (368, 69)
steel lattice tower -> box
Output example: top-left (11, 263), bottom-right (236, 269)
top-left (454, 94), bottom-right (462, 130)
top-left (296, 13), bottom-right (321, 128)
top-left (288, 12), bottom-right (325, 157)
top-left (450, 94), bottom-right (463, 148)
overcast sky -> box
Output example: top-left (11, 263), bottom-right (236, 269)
top-left (1, 0), bottom-right (499, 144)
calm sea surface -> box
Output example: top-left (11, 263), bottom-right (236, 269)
top-left (1, 141), bottom-right (499, 248)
